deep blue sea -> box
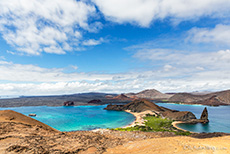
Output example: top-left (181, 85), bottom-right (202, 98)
top-left (156, 103), bottom-right (230, 133)
top-left (0, 105), bottom-right (135, 131)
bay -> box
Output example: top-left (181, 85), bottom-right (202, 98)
top-left (0, 105), bottom-right (135, 131)
top-left (156, 103), bottom-right (230, 133)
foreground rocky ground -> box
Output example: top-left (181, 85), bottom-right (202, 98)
top-left (0, 122), bottom-right (178, 154)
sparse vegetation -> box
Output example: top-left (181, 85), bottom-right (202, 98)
top-left (112, 115), bottom-right (191, 136)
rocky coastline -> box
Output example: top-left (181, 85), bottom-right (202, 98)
top-left (0, 106), bottom-right (229, 153)
top-left (105, 99), bottom-right (209, 124)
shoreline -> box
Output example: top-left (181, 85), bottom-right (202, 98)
top-left (172, 121), bottom-right (195, 133)
top-left (123, 110), bottom-right (195, 134)
top-left (122, 110), bottom-right (157, 128)
top-left (156, 101), bottom-right (229, 107)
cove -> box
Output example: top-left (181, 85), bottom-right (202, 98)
top-left (0, 105), bottom-right (135, 131)
top-left (156, 103), bottom-right (230, 133)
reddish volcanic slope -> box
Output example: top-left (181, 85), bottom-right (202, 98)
top-left (125, 89), bottom-right (172, 100)
top-left (111, 94), bottom-right (134, 101)
top-left (168, 89), bottom-right (230, 105)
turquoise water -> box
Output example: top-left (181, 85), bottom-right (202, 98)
top-left (0, 105), bottom-right (135, 131)
top-left (1, 103), bottom-right (229, 133)
top-left (156, 103), bottom-right (230, 133)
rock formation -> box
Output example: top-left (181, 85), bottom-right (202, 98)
top-left (105, 99), bottom-right (197, 122)
top-left (105, 99), bottom-right (211, 124)
top-left (199, 107), bottom-right (209, 123)
top-left (63, 101), bottom-right (74, 106)
top-left (161, 111), bottom-right (197, 121)
top-left (88, 99), bottom-right (102, 104)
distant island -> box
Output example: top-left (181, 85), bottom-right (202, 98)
top-left (1, 88), bottom-right (230, 107)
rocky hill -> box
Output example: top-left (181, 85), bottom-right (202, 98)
top-left (125, 89), bottom-right (172, 100)
top-left (0, 110), bottom-right (57, 132)
top-left (111, 94), bottom-right (134, 101)
top-left (168, 89), bottom-right (230, 106)
top-left (105, 99), bottom-right (208, 123)
top-left (168, 93), bottom-right (211, 103)
top-left (214, 90), bottom-right (230, 104)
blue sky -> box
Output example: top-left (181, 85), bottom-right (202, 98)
top-left (1, 0), bottom-right (230, 96)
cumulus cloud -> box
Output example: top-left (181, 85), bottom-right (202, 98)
top-left (0, 60), bottom-right (114, 82)
top-left (131, 48), bottom-right (230, 91)
top-left (1, 55), bottom-right (230, 96)
top-left (187, 24), bottom-right (230, 45)
top-left (93, 0), bottom-right (230, 27)
top-left (0, 0), bottom-right (100, 55)
top-left (82, 37), bottom-right (105, 46)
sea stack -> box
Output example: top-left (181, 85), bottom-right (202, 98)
top-left (200, 107), bottom-right (209, 124)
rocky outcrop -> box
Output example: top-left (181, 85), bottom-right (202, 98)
top-left (105, 99), bottom-right (197, 122)
top-left (105, 99), bottom-right (164, 113)
top-left (63, 101), bottom-right (74, 106)
top-left (105, 104), bottom-right (124, 111)
top-left (88, 99), bottom-right (102, 104)
top-left (177, 107), bottom-right (209, 124)
top-left (161, 111), bottom-right (196, 121)
top-left (199, 107), bottom-right (209, 123)
top-left (123, 99), bottom-right (164, 112)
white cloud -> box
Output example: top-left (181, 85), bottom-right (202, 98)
top-left (82, 38), bottom-right (105, 46)
top-left (0, 60), bottom-right (113, 82)
top-left (163, 64), bottom-right (174, 72)
top-left (134, 48), bottom-right (230, 70)
top-left (131, 48), bottom-right (230, 91)
top-left (0, 0), bottom-right (99, 55)
top-left (0, 56), bottom-right (230, 96)
top-left (187, 24), bottom-right (230, 45)
top-left (70, 65), bottom-right (78, 70)
top-left (93, 0), bottom-right (230, 27)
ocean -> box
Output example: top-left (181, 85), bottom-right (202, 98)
top-left (0, 105), bottom-right (135, 131)
top-left (1, 103), bottom-right (230, 133)
top-left (156, 103), bottom-right (230, 133)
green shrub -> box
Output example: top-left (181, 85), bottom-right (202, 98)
top-left (111, 115), bottom-right (191, 136)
